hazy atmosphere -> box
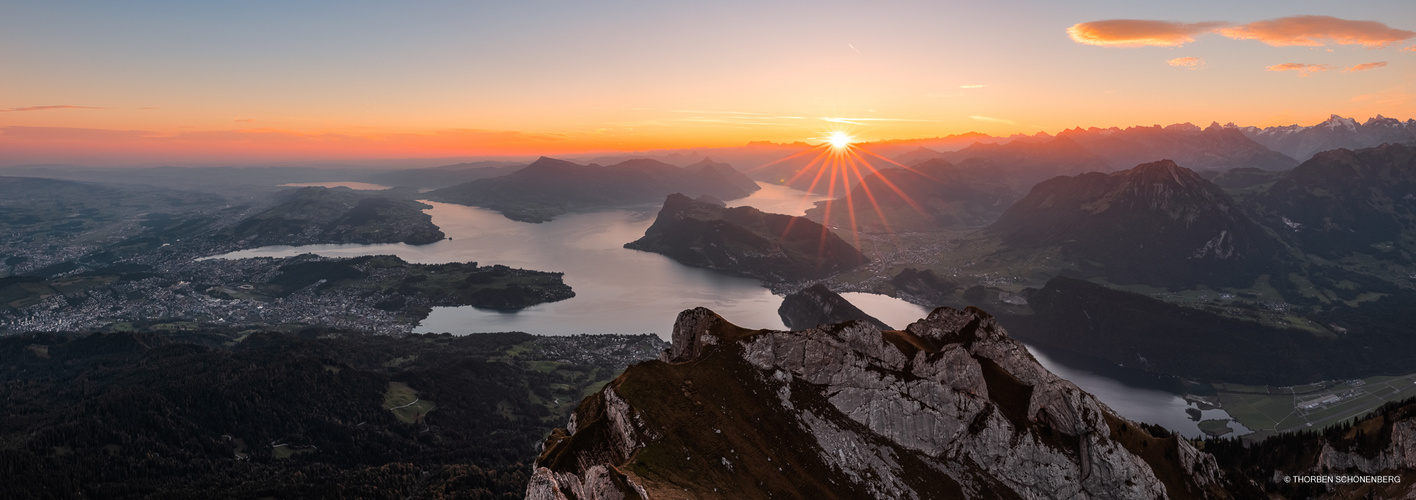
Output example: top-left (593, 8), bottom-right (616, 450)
top-left (5, 1), bottom-right (1416, 498)
top-left (3, 0), bottom-right (1414, 164)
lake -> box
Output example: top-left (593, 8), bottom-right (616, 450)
top-left (208, 183), bottom-right (1245, 438)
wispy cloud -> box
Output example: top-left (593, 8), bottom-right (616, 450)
top-left (820, 117), bottom-right (931, 125)
top-left (1067, 20), bottom-right (1225, 47)
top-left (959, 84), bottom-right (987, 89)
top-left (1167, 57), bottom-right (1204, 69)
top-left (668, 109), bottom-right (764, 115)
top-left (1, 105), bottom-right (104, 112)
top-left (1404, 45), bottom-right (1416, 52)
top-left (969, 115), bottom-right (1016, 125)
top-left (1266, 63), bottom-right (1331, 76)
top-left (1345, 61), bottom-right (1388, 72)
top-left (1218, 16), bottom-right (1414, 47)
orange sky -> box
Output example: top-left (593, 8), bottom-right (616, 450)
top-left (2, 2), bottom-right (1414, 166)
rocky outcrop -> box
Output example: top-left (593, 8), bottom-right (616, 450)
top-left (528, 306), bottom-right (1232, 499)
top-left (888, 267), bottom-right (960, 307)
top-left (625, 194), bottom-right (868, 282)
top-left (1315, 418), bottom-right (1416, 474)
top-left (777, 283), bottom-right (889, 331)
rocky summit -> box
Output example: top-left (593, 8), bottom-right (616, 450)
top-left (526, 307), bottom-right (1230, 499)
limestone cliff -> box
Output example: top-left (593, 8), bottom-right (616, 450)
top-left (526, 306), bottom-right (1231, 499)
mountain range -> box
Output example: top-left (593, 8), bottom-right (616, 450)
top-left (362, 160), bottom-right (526, 189)
top-left (1244, 142), bottom-right (1416, 263)
top-left (426, 157), bottom-right (760, 222)
top-left (1223, 115), bottom-right (1416, 162)
top-left (985, 160), bottom-right (1285, 287)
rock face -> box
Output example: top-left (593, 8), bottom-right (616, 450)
top-left (527, 307), bottom-right (1231, 499)
top-left (777, 283), bottom-right (889, 331)
top-left (1316, 418), bottom-right (1416, 475)
top-left (888, 267), bottom-right (960, 307)
top-left (987, 160), bottom-right (1284, 287)
top-left (625, 194), bottom-right (868, 282)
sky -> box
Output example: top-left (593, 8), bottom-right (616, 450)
top-left (2, 0), bottom-right (1414, 166)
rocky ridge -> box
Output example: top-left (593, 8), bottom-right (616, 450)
top-left (526, 306), bottom-right (1230, 499)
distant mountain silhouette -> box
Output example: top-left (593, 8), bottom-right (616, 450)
top-left (363, 160), bottom-right (525, 189)
top-left (938, 136), bottom-right (1110, 192)
top-left (1224, 114), bottom-right (1416, 162)
top-left (890, 146), bottom-right (946, 166)
top-left (1057, 123), bottom-right (1298, 172)
top-left (425, 156), bottom-right (758, 222)
top-left (986, 160), bottom-right (1284, 287)
top-left (686, 157), bottom-right (761, 194)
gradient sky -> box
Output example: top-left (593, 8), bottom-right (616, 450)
top-left (2, 0), bottom-right (1414, 165)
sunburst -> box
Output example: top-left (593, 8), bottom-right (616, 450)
top-left (827, 131), bottom-right (854, 151)
top-left (741, 128), bottom-right (936, 267)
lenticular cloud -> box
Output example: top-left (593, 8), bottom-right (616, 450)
top-left (1070, 15), bottom-right (1415, 49)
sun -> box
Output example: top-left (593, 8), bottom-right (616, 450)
top-left (826, 131), bottom-right (854, 151)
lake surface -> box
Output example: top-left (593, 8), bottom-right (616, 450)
top-left (209, 184), bottom-right (1244, 438)
top-left (211, 186), bottom-right (833, 336)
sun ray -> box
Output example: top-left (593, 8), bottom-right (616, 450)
top-left (845, 147), bottom-right (928, 215)
top-left (853, 147), bottom-right (941, 182)
top-left (839, 153), bottom-right (862, 249)
top-left (746, 143), bottom-right (830, 175)
top-left (843, 152), bottom-right (894, 234)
